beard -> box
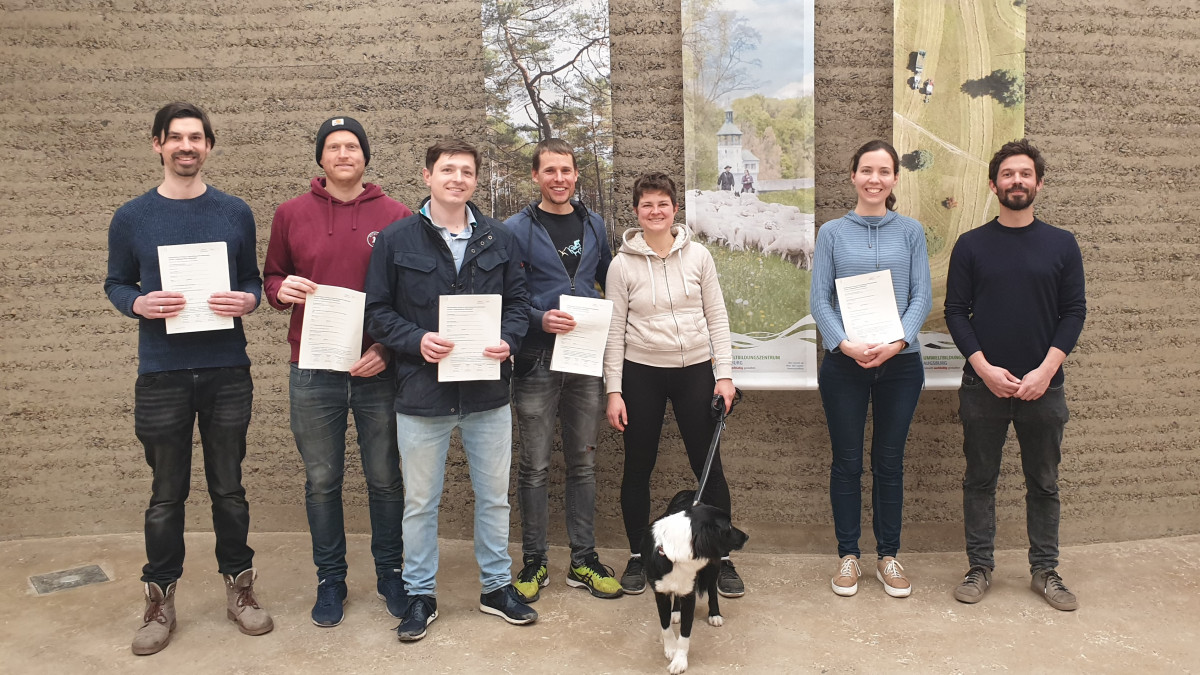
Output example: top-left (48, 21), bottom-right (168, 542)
top-left (998, 186), bottom-right (1036, 210)
top-left (169, 152), bottom-right (202, 177)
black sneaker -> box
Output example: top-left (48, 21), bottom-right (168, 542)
top-left (396, 595), bottom-right (438, 642)
top-left (479, 584), bottom-right (538, 625)
top-left (620, 555), bottom-right (646, 595)
top-left (376, 568), bottom-right (410, 619)
top-left (953, 566), bottom-right (992, 604)
top-left (311, 578), bottom-right (347, 627)
top-left (717, 559), bottom-right (745, 598)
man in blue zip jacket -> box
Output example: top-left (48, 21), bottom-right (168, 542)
top-left (505, 139), bottom-right (620, 602)
top-left (364, 139), bottom-right (534, 641)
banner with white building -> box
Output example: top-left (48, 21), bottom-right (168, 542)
top-left (681, 0), bottom-right (816, 389)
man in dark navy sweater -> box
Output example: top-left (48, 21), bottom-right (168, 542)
top-left (945, 139), bottom-right (1086, 612)
top-left (105, 102), bottom-right (272, 655)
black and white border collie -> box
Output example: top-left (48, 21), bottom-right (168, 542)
top-left (642, 490), bottom-right (749, 674)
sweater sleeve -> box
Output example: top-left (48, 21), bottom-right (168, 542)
top-left (944, 236), bottom-right (981, 359)
top-left (230, 200), bottom-right (262, 305)
top-left (809, 221), bottom-right (848, 350)
top-left (699, 248), bottom-right (734, 380)
top-left (900, 220), bottom-right (933, 347)
top-left (262, 204), bottom-right (293, 310)
top-left (103, 208), bottom-right (143, 319)
top-left (1051, 233), bottom-right (1087, 356)
top-left (603, 257), bottom-right (629, 394)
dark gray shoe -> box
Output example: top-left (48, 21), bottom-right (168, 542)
top-left (1032, 569), bottom-right (1078, 611)
top-left (620, 556), bottom-right (646, 595)
top-left (953, 566), bottom-right (992, 604)
top-left (716, 559), bottom-right (745, 598)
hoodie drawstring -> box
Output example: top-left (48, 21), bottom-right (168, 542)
top-left (644, 256), bottom-right (656, 307)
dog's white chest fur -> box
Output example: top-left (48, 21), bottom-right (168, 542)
top-left (651, 512), bottom-right (708, 596)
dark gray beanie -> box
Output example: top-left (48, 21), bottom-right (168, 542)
top-left (316, 116), bottom-right (370, 166)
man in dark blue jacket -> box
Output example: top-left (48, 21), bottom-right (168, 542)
top-left (505, 139), bottom-right (619, 602)
top-left (364, 139), bottom-right (534, 641)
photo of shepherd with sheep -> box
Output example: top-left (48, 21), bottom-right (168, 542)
top-left (682, 0), bottom-right (816, 388)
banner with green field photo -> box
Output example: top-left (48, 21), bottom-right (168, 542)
top-left (893, 0), bottom-right (1027, 388)
top-left (682, 0), bottom-right (816, 389)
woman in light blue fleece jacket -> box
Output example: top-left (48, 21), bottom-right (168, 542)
top-left (809, 140), bottom-right (932, 600)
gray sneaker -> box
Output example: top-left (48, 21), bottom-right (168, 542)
top-left (1032, 568), bottom-right (1078, 611)
top-left (953, 566), bottom-right (992, 604)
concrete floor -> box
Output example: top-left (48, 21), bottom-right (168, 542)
top-left (4, 532), bottom-right (1198, 674)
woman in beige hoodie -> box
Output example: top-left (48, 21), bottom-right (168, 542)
top-left (603, 172), bottom-right (742, 598)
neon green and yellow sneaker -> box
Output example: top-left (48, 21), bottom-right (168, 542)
top-left (513, 554), bottom-right (549, 603)
top-left (566, 553), bottom-right (623, 599)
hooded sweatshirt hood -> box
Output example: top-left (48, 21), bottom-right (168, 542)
top-left (309, 176), bottom-right (387, 235)
top-left (619, 223), bottom-right (693, 307)
top-left (840, 208), bottom-right (900, 270)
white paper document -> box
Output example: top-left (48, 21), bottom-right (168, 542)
top-left (550, 296), bottom-right (614, 377)
top-left (835, 269), bottom-right (905, 345)
top-left (438, 294), bottom-right (502, 382)
top-left (157, 242), bottom-right (233, 334)
top-left (298, 285), bottom-right (366, 372)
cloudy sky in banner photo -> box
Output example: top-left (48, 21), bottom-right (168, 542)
top-left (726, 0), bottom-right (814, 100)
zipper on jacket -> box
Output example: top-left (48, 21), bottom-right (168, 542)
top-left (530, 205), bottom-right (584, 295)
top-left (660, 256), bottom-right (687, 367)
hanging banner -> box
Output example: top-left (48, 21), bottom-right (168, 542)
top-left (893, 0), bottom-right (1027, 388)
top-left (682, 0), bottom-right (817, 390)
top-left (482, 0), bottom-right (613, 228)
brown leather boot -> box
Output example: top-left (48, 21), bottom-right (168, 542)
top-left (132, 581), bottom-right (176, 655)
top-left (224, 568), bottom-right (274, 635)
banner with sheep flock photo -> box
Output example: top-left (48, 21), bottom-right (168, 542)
top-left (683, 0), bottom-right (816, 389)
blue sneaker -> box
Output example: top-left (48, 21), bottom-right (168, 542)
top-left (396, 595), bottom-right (438, 642)
top-left (376, 568), bottom-right (409, 618)
top-left (311, 578), bottom-right (347, 627)
top-left (479, 584), bottom-right (538, 625)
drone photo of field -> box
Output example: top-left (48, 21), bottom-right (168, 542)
top-left (892, 0), bottom-right (1026, 332)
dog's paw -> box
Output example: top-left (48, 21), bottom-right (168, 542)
top-left (661, 628), bottom-right (677, 660)
top-left (671, 610), bottom-right (681, 625)
top-left (707, 613), bottom-right (724, 627)
top-left (667, 651), bottom-right (689, 674)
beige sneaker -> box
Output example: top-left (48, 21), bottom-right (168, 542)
top-left (831, 555), bottom-right (861, 596)
top-left (876, 557), bottom-right (912, 598)
top-left (224, 568), bottom-right (274, 636)
top-left (131, 581), bottom-right (176, 655)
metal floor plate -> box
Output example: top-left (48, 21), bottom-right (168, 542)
top-left (30, 565), bottom-right (110, 595)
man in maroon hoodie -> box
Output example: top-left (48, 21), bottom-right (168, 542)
top-left (263, 116), bottom-right (413, 627)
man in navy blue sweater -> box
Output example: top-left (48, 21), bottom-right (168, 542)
top-left (104, 102), bottom-right (272, 655)
top-left (945, 139), bottom-right (1086, 612)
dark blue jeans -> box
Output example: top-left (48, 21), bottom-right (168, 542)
top-left (135, 367), bottom-right (255, 585)
top-left (513, 347), bottom-right (602, 566)
top-left (959, 374), bottom-right (1069, 574)
top-left (818, 351), bottom-right (923, 559)
top-left (290, 364), bottom-right (403, 582)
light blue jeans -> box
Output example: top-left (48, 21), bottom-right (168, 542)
top-left (396, 405), bottom-right (513, 596)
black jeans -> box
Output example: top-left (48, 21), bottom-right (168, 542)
top-left (818, 351), bottom-right (924, 559)
top-left (959, 374), bottom-right (1069, 573)
top-left (135, 367), bottom-right (255, 585)
top-left (618, 361), bottom-right (731, 553)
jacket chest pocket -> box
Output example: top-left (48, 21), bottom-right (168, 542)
top-left (468, 247), bottom-right (509, 294)
top-left (394, 251), bottom-right (439, 307)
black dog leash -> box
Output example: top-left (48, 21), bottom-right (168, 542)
top-left (693, 387), bottom-right (742, 507)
